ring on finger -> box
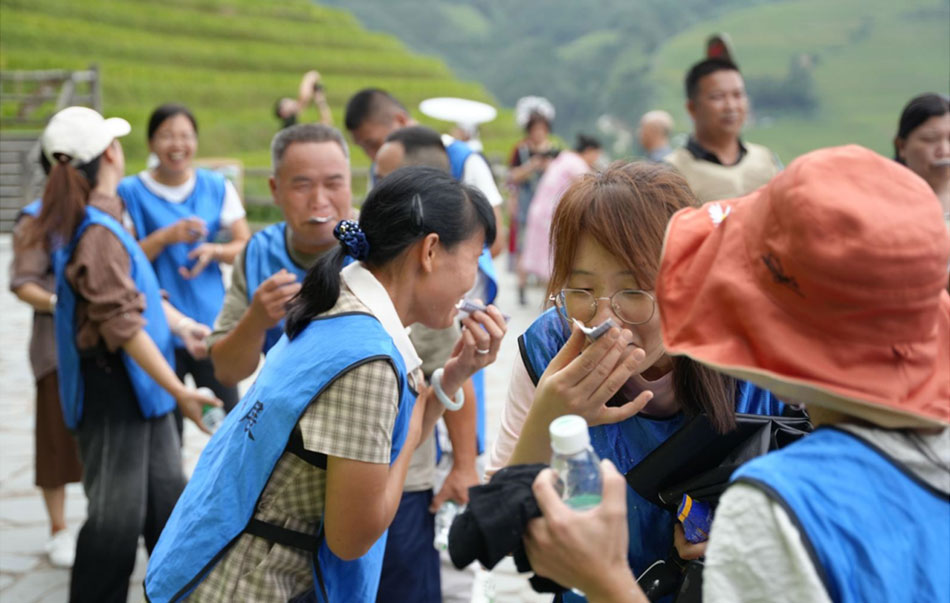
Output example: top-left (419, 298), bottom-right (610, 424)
top-left (475, 348), bottom-right (490, 355)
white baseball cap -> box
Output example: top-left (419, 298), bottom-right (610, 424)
top-left (41, 106), bottom-right (131, 166)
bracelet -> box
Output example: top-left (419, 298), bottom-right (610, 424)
top-left (48, 293), bottom-right (57, 314)
top-left (175, 316), bottom-right (194, 336)
top-left (431, 368), bottom-right (464, 411)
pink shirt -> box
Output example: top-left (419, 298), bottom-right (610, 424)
top-left (518, 151), bottom-right (590, 279)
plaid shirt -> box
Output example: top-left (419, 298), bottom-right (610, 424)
top-left (189, 285), bottom-right (418, 602)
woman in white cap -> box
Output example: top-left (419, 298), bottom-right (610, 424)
top-left (522, 145), bottom-right (949, 603)
top-left (24, 106), bottom-right (220, 603)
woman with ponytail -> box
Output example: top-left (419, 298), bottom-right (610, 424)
top-left (146, 166), bottom-right (506, 603)
top-left (29, 106), bottom-right (220, 603)
top-left (488, 162), bottom-right (787, 599)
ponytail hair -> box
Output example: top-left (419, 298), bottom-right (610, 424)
top-left (285, 166), bottom-right (495, 339)
top-left (26, 153), bottom-right (102, 251)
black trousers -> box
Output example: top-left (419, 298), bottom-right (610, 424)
top-left (172, 347), bottom-right (240, 435)
top-left (70, 352), bottom-right (185, 603)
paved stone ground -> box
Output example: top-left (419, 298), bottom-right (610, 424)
top-left (0, 233), bottom-right (551, 602)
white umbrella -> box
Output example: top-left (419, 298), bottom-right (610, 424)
top-left (419, 97), bottom-right (498, 127)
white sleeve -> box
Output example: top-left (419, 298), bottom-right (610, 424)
top-left (703, 483), bottom-right (832, 603)
top-left (485, 355), bottom-right (537, 478)
top-left (462, 153), bottom-right (503, 207)
top-left (121, 210), bottom-right (136, 236)
top-left (219, 180), bottom-right (247, 228)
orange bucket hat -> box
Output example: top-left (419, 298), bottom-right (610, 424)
top-left (657, 145), bottom-right (949, 428)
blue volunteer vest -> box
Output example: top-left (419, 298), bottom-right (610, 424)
top-left (118, 169), bottom-right (227, 337)
top-left (244, 222), bottom-right (356, 354)
top-left (732, 426), bottom-right (949, 603)
top-left (520, 308), bottom-right (784, 585)
top-left (20, 198), bottom-right (41, 218)
top-left (243, 222), bottom-right (309, 353)
top-left (52, 206), bottom-right (176, 429)
top-left (447, 138), bottom-right (498, 453)
top-left (446, 139), bottom-right (499, 305)
top-left (446, 139), bottom-right (472, 182)
top-left (145, 313), bottom-right (417, 602)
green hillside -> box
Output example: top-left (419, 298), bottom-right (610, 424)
top-left (650, 0), bottom-right (950, 162)
top-left (0, 0), bottom-right (521, 203)
top-left (321, 0), bottom-right (768, 142)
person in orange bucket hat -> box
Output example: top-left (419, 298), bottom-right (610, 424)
top-left (658, 144), bottom-right (948, 427)
top-left (520, 145), bottom-right (948, 603)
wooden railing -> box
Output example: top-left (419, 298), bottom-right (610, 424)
top-left (0, 65), bottom-right (102, 231)
top-left (0, 66), bottom-right (102, 127)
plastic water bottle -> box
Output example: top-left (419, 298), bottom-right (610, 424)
top-left (433, 500), bottom-right (464, 551)
top-left (198, 387), bottom-right (225, 433)
top-left (549, 415), bottom-right (602, 509)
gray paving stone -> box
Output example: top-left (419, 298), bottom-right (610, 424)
top-left (0, 458), bottom-right (32, 484)
top-left (38, 584), bottom-right (68, 603)
top-left (0, 497), bottom-right (51, 526)
top-left (0, 553), bottom-right (41, 573)
top-left (0, 495), bottom-right (86, 526)
top-left (0, 524), bottom-right (49, 555)
top-left (0, 568), bottom-right (69, 602)
top-left (0, 433), bottom-right (35, 455)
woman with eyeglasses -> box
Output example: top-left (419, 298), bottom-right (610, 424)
top-left (487, 162), bottom-right (786, 596)
top-left (118, 104), bottom-right (251, 418)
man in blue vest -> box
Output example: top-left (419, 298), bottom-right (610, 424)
top-left (372, 126), bottom-right (483, 602)
top-left (374, 125), bottom-right (507, 602)
top-left (207, 124), bottom-right (354, 385)
top-left (345, 91), bottom-right (502, 456)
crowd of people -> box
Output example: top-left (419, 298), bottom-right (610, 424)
top-left (7, 48), bottom-right (949, 603)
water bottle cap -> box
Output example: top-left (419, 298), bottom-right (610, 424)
top-left (549, 415), bottom-right (590, 455)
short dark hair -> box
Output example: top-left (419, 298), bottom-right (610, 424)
top-left (684, 58), bottom-right (741, 100)
top-left (384, 126), bottom-right (449, 172)
top-left (285, 167), bottom-right (496, 338)
top-left (894, 93), bottom-right (950, 162)
top-left (573, 134), bottom-right (601, 153)
top-left (270, 123), bottom-right (349, 173)
top-left (344, 88), bottom-right (407, 132)
top-left (147, 103), bottom-right (198, 140)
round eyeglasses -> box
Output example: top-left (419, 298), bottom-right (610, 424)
top-left (550, 288), bottom-right (656, 326)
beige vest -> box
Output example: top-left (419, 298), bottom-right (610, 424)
top-left (665, 142), bottom-right (779, 202)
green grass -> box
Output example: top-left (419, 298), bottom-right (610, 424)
top-left (649, 0), bottom-right (950, 163)
top-left (0, 0), bottom-right (521, 202)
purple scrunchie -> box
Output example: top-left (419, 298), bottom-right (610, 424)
top-left (333, 219), bottom-right (370, 260)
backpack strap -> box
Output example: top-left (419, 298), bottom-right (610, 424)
top-left (286, 425), bottom-right (328, 469)
top-left (243, 519), bottom-right (328, 601)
